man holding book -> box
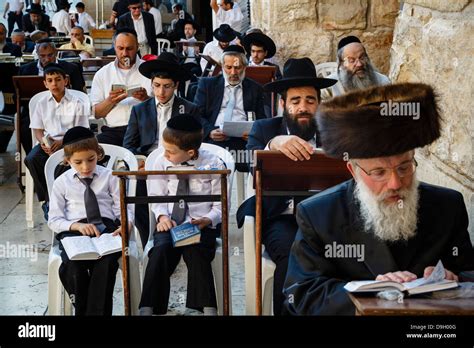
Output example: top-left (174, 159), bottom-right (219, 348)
top-left (283, 83), bottom-right (474, 315)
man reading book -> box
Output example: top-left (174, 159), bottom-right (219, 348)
top-left (139, 115), bottom-right (225, 316)
top-left (48, 127), bottom-right (133, 315)
top-left (283, 83), bottom-right (474, 315)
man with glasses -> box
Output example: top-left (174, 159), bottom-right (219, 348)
top-left (283, 83), bottom-right (474, 315)
top-left (321, 36), bottom-right (390, 100)
top-left (117, 0), bottom-right (158, 56)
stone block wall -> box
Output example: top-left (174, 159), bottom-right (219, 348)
top-left (250, 0), bottom-right (400, 74)
top-left (389, 0), bottom-right (474, 239)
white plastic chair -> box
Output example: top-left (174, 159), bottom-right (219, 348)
top-left (156, 38), bottom-right (171, 55)
top-left (46, 144), bottom-right (142, 315)
top-left (84, 35), bottom-right (94, 46)
top-left (315, 62), bottom-right (337, 78)
top-left (243, 173), bottom-right (276, 315)
top-left (143, 143), bottom-right (234, 315)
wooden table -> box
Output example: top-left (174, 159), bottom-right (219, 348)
top-left (349, 293), bottom-right (474, 315)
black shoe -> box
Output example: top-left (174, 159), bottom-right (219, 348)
top-left (42, 201), bottom-right (49, 221)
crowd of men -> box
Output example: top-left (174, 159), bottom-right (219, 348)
top-left (1, 0), bottom-right (472, 317)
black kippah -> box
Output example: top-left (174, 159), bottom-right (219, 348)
top-left (63, 126), bottom-right (95, 146)
top-left (223, 44), bottom-right (246, 55)
top-left (337, 35), bottom-right (361, 51)
top-left (166, 114), bottom-right (202, 132)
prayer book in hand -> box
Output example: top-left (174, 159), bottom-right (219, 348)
top-left (61, 233), bottom-right (122, 260)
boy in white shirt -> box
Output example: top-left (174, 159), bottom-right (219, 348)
top-left (24, 63), bottom-right (90, 213)
top-left (48, 126), bottom-right (133, 315)
top-left (139, 115), bottom-right (225, 316)
top-left (75, 2), bottom-right (96, 35)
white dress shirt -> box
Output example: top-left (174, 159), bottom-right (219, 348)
top-left (149, 7), bottom-right (162, 35)
top-left (149, 149), bottom-right (224, 228)
top-left (214, 82), bottom-right (246, 127)
top-left (200, 40), bottom-right (223, 72)
top-left (29, 89), bottom-right (90, 140)
top-left (216, 3), bottom-right (243, 33)
top-left (48, 165), bottom-right (134, 233)
top-left (52, 9), bottom-right (72, 35)
top-left (7, 0), bottom-right (24, 12)
top-left (133, 14), bottom-right (147, 45)
top-left (77, 11), bottom-right (96, 33)
top-left (90, 58), bottom-right (151, 128)
top-left (155, 95), bottom-right (174, 148)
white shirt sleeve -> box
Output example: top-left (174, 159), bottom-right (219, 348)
top-left (29, 98), bottom-right (45, 130)
top-left (48, 178), bottom-right (74, 233)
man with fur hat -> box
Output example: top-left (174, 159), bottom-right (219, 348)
top-left (321, 35), bottom-right (390, 100)
top-left (236, 57), bottom-right (337, 315)
top-left (283, 83), bottom-right (474, 315)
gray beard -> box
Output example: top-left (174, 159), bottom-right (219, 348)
top-left (354, 176), bottom-right (420, 242)
top-left (339, 62), bottom-right (380, 92)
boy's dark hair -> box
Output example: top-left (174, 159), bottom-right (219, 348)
top-left (63, 137), bottom-right (105, 163)
top-left (150, 71), bottom-right (179, 84)
top-left (76, 2), bottom-right (85, 9)
top-left (43, 63), bottom-right (67, 79)
top-left (162, 128), bottom-right (203, 159)
top-left (174, 4), bottom-right (183, 11)
top-left (143, 0), bottom-right (154, 6)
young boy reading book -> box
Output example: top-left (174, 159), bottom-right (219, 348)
top-left (139, 114), bottom-right (225, 316)
top-left (24, 63), bottom-right (90, 218)
top-left (48, 126), bottom-right (133, 315)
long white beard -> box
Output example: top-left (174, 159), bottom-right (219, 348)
top-left (339, 62), bottom-right (380, 92)
top-left (354, 177), bottom-right (420, 242)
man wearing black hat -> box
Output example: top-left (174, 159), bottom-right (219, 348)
top-left (283, 83), bottom-right (474, 315)
top-left (200, 24), bottom-right (235, 73)
top-left (117, 0), bottom-right (157, 56)
top-left (22, 3), bottom-right (50, 36)
top-left (194, 44), bottom-right (266, 172)
top-left (236, 57), bottom-right (337, 315)
top-left (123, 52), bottom-right (200, 245)
top-left (322, 35), bottom-right (390, 100)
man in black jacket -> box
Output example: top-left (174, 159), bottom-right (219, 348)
top-left (117, 0), bottom-right (157, 56)
top-left (236, 57), bottom-right (336, 315)
top-left (283, 83), bottom-right (474, 315)
top-left (22, 4), bottom-right (50, 36)
top-left (18, 41), bottom-right (85, 153)
top-left (0, 23), bottom-right (22, 57)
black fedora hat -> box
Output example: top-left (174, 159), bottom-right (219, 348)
top-left (242, 32), bottom-right (276, 58)
top-left (264, 57), bottom-right (337, 93)
top-left (213, 24), bottom-right (237, 43)
top-left (139, 52), bottom-right (192, 81)
top-left (28, 3), bottom-right (43, 14)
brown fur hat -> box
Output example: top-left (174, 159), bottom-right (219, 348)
top-left (316, 83), bottom-right (441, 159)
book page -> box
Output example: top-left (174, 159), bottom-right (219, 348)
top-left (221, 121), bottom-right (254, 138)
top-left (61, 236), bottom-right (99, 260)
top-left (91, 233), bottom-right (123, 257)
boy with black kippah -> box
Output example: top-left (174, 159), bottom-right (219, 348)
top-left (139, 114), bottom-right (225, 316)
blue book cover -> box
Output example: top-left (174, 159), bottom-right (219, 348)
top-left (170, 222), bottom-right (201, 247)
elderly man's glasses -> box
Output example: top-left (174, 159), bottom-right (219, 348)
top-left (344, 55), bottom-right (368, 65)
top-left (355, 158), bottom-right (418, 182)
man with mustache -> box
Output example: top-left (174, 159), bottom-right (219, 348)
top-left (194, 44), bottom-right (266, 171)
top-left (321, 36), bottom-right (390, 101)
top-left (236, 57), bottom-right (337, 315)
top-left (283, 83), bottom-right (474, 315)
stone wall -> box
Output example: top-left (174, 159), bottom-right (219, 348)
top-left (250, 0), bottom-right (400, 74)
top-left (389, 0), bottom-right (474, 239)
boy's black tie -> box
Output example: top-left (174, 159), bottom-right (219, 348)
top-left (171, 162), bottom-right (191, 225)
top-left (78, 176), bottom-right (104, 226)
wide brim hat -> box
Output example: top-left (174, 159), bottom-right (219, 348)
top-left (264, 57), bottom-right (337, 93)
top-left (28, 4), bottom-right (43, 14)
top-left (316, 83), bottom-right (441, 159)
top-left (213, 24), bottom-right (237, 42)
top-left (139, 52), bottom-right (192, 81)
top-left (242, 32), bottom-right (276, 58)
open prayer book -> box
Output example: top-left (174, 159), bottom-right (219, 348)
top-left (344, 260), bottom-right (458, 295)
top-left (61, 233), bottom-right (122, 260)
top-left (112, 84), bottom-right (142, 97)
top-left (220, 121), bottom-right (254, 137)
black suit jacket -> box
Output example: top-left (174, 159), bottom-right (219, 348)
top-left (2, 42), bottom-right (22, 57)
top-left (123, 96), bottom-right (200, 155)
top-left (116, 12), bottom-right (158, 55)
top-left (19, 60), bottom-right (85, 92)
top-left (283, 180), bottom-right (474, 315)
top-left (22, 13), bottom-right (51, 33)
top-left (193, 75), bottom-right (266, 140)
top-left (23, 41), bottom-right (35, 53)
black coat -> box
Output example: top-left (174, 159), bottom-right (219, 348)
top-left (193, 75), bottom-right (266, 140)
top-left (283, 179), bottom-right (474, 315)
top-left (22, 13), bottom-right (51, 33)
top-left (116, 12), bottom-right (158, 55)
top-left (19, 60), bottom-right (85, 92)
top-left (2, 42), bottom-right (22, 57)
top-left (123, 96), bottom-right (200, 155)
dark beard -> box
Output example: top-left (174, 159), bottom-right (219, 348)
top-left (339, 61), bottom-right (380, 92)
top-left (283, 109), bottom-right (317, 141)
